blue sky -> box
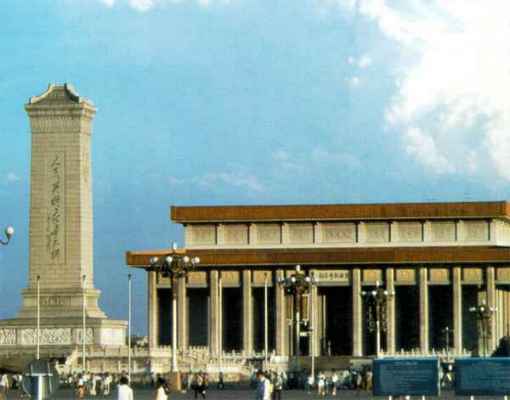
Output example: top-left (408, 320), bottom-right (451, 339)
top-left (1, 0), bottom-right (509, 334)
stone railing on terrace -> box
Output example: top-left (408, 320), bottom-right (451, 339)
top-left (381, 348), bottom-right (472, 358)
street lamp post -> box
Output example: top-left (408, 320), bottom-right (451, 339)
top-left (149, 243), bottom-right (200, 390)
top-left (82, 274), bottom-right (87, 372)
top-left (361, 281), bottom-right (394, 358)
top-left (36, 275), bottom-right (41, 360)
top-left (470, 301), bottom-right (496, 357)
top-left (0, 226), bottom-right (14, 246)
top-left (264, 273), bottom-right (269, 366)
top-left (442, 326), bottom-right (453, 361)
top-left (128, 273), bottom-right (132, 382)
top-left (277, 265), bottom-right (317, 357)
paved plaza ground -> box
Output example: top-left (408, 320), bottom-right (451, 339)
top-left (2, 388), bottom-right (502, 399)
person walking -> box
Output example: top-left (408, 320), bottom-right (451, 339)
top-left (0, 373), bottom-right (9, 400)
top-left (331, 371), bottom-right (338, 396)
top-left (117, 376), bottom-right (134, 400)
top-left (154, 377), bottom-right (169, 400)
top-left (273, 371), bottom-right (283, 400)
top-left (255, 370), bottom-right (271, 400)
top-left (317, 373), bottom-right (326, 397)
top-left (218, 371), bottom-right (225, 390)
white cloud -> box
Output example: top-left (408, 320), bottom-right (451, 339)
top-left (273, 147), bottom-right (361, 173)
top-left (348, 76), bottom-right (360, 87)
top-left (331, 0), bottom-right (510, 180)
top-left (98, 0), bottom-right (231, 11)
top-left (167, 170), bottom-right (265, 192)
top-left (357, 54), bottom-right (372, 68)
top-left (197, 171), bottom-right (265, 192)
top-left (5, 172), bottom-right (20, 185)
top-left (129, 0), bottom-right (154, 11)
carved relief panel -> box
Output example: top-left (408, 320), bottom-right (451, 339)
top-left (395, 269), bottom-right (416, 284)
top-left (223, 224), bottom-right (249, 245)
top-left (189, 224), bottom-right (217, 246)
top-left (463, 268), bottom-right (483, 283)
top-left (187, 271), bottom-right (208, 287)
top-left (365, 223), bottom-right (389, 243)
top-left (431, 221), bottom-right (456, 242)
top-left (256, 224), bottom-right (281, 244)
top-left (362, 269), bottom-right (382, 284)
top-left (497, 267), bottom-right (510, 283)
top-left (397, 222), bottom-right (423, 242)
top-left (220, 271), bottom-right (240, 287)
top-left (288, 223), bottom-right (314, 244)
top-left (320, 223), bottom-right (356, 244)
top-left (463, 220), bottom-right (489, 242)
top-left (429, 268), bottom-right (450, 283)
top-left (252, 271), bottom-right (273, 286)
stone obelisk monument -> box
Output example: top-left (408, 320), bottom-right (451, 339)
top-left (0, 84), bottom-right (126, 359)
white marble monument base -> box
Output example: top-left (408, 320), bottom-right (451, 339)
top-left (0, 318), bottom-right (127, 348)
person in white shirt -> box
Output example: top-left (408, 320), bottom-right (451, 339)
top-left (154, 377), bottom-right (169, 400)
top-left (255, 370), bottom-right (271, 400)
top-left (331, 371), bottom-right (338, 396)
top-left (0, 374), bottom-right (9, 395)
top-left (117, 376), bottom-right (134, 400)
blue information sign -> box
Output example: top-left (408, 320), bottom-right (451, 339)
top-left (373, 358), bottom-right (440, 396)
top-left (455, 358), bottom-right (510, 396)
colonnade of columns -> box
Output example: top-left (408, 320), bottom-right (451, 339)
top-left (147, 266), bottom-right (505, 357)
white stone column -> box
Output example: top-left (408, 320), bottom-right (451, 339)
top-left (419, 267), bottom-right (429, 353)
top-left (487, 266), bottom-right (497, 351)
top-left (352, 268), bottom-right (363, 356)
top-left (177, 276), bottom-right (187, 350)
top-left (148, 271), bottom-right (159, 348)
top-left (209, 270), bottom-right (220, 355)
top-left (453, 267), bottom-right (462, 354)
top-left (310, 284), bottom-right (319, 357)
top-left (275, 269), bottom-right (287, 356)
top-left (386, 268), bottom-right (396, 354)
top-left (242, 270), bottom-right (253, 355)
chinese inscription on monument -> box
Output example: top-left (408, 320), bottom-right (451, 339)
top-left (46, 152), bottom-right (65, 263)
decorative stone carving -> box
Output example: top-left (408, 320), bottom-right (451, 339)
top-left (463, 220), bottom-right (489, 242)
top-left (497, 268), bottom-right (510, 282)
top-left (429, 268), bottom-right (449, 283)
top-left (41, 328), bottom-right (72, 345)
top-left (74, 328), bottom-right (94, 345)
top-left (463, 268), bottom-right (482, 283)
top-left (40, 296), bottom-right (72, 307)
top-left (365, 223), bottom-right (389, 243)
top-left (220, 271), bottom-right (240, 287)
top-left (223, 224), bottom-right (248, 245)
top-left (396, 269), bottom-right (416, 283)
top-left (363, 269), bottom-right (382, 283)
top-left (320, 223), bottom-right (356, 243)
top-left (20, 328), bottom-right (74, 346)
top-left (252, 271), bottom-right (273, 286)
top-left (288, 223), bottom-right (314, 244)
top-left (256, 224), bottom-right (281, 244)
top-left (190, 225), bottom-right (216, 245)
top-left (397, 222), bottom-right (422, 242)
top-left (187, 271), bottom-right (208, 287)
top-left (0, 329), bottom-right (16, 345)
top-left (431, 221), bottom-right (456, 242)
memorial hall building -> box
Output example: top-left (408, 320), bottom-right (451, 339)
top-left (127, 201), bottom-right (510, 364)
